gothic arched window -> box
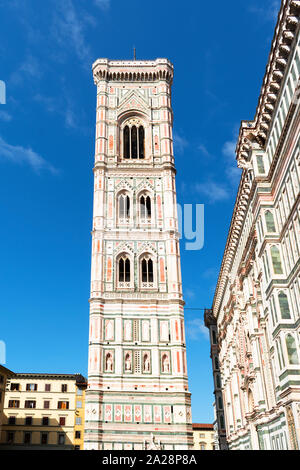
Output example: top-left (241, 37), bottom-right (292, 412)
top-left (140, 194), bottom-right (152, 222)
top-left (118, 193), bottom-right (130, 223)
top-left (141, 255), bottom-right (154, 287)
top-left (118, 255), bottom-right (131, 286)
top-left (286, 334), bottom-right (299, 365)
top-left (278, 291), bottom-right (291, 320)
top-left (123, 123), bottom-right (145, 159)
top-left (124, 126), bottom-right (130, 158)
top-left (271, 246), bottom-right (283, 274)
top-left (265, 211), bottom-right (276, 233)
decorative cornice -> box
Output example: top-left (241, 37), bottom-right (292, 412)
top-left (212, 0), bottom-right (300, 319)
top-left (236, 0), bottom-right (300, 167)
top-left (92, 58), bottom-right (174, 84)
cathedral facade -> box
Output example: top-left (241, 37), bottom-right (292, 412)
top-left (206, 0), bottom-right (300, 450)
top-left (84, 58), bottom-right (193, 450)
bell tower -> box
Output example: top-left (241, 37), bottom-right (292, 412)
top-left (84, 58), bottom-right (193, 450)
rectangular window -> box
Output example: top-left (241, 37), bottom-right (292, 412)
top-left (58, 433), bottom-right (66, 445)
top-left (75, 431), bottom-right (81, 439)
top-left (25, 401), bottom-right (36, 409)
top-left (41, 433), bottom-right (48, 445)
top-left (8, 400), bottom-right (20, 408)
top-left (61, 384), bottom-right (68, 393)
top-left (26, 383), bottom-right (37, 391)
top-left (45, 384), bottom-right (51, 392)
top-left (75, 417), bottom-right (82, 425)
top-left (44, 401), bottom-right (50, 409)
top-left (25, 416), bottom-right (32, 426)
top-left (24, 432), bottom-right (31, 445)
top-left (42, 417), bottom-right (49, 426)
top-left (76, 401), bottom-right (82, 409)
top-left (58, 401), bottom-right (69, 410)
top-left (8, 416), bottom-right (16, 425)
top-left (59, 417), bottom-right (66, 426)
top-left (10, 383), bottom-right (20, 391)
top-left (7, 432), bottom-right (14, 443)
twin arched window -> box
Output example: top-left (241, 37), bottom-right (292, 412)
top-left (117, 254), bottom-right (155, 288)
top-left (119, 193), bottom-right (130, 221)
top-left (140, 194), bottom-right (151, 222)
top-left (118, 256), bottom-right (131, 284)
top-left (123, 125), bottom-right (145, 159)
top-left (117, 192), bottom-right (152, 225)
top-left (141, 256), bottom-right (153, 284)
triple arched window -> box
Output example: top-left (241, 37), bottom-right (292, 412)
top-left (123, 125), bottom-right (145, 159)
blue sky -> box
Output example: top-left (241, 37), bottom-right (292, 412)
top-left (0, 0), bottom-right (280, 423)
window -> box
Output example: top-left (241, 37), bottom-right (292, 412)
top-left (76, 401), bottom-right (82, 409)
top-left (42, 417), bottom-right (49, 426)
top-left (278, 292), bottom-right (291, 320)
top-left (118, 255), bottom-right (131, 286)
top-left (75, 417), bottom-right (82, 425)
top-left (265, 211), bottom-right (276, 233)
top-left (218, 396), bottom-right (223, 410)
top-left (7, 432), bottom-right (14, 444)
top-left (25, 416), bottom-right (33, 425)
top-left (200, 442), bottom-right (206, 450)
top-left (77, 389), bottom-right (83, 396)
top-left (257, 155), bottom-right (265, 174)
top-left (26, 383), bottom-right (37, 391)
top-left (58, 433), bottom-right (66, 445)
top-left (216, 374), bottom-right (221, 389)
top-left (0, 374), bottom-right (4, 384)
top-left (45, 384), bottom-right (51, 392)
top-left (140, 194), bottom-right (151, 222)
top-left (141, 255), bottom-right (154, 286)
top-left (271, 246), bottom-right (283, 274)
top-left (58, 401), bottom-right (69, 410)
top-left (75, 431), bottom-right (81, 439)
top-left (25, 401), bottom-right (36, 409)
top-left (214, 357), bottom-right (219, 370)
top-left (118, 192), bottom-right (131, 224)
top-left (123, 124), bottom-right (145, 159)
top-left (212, 330), bottom-right (217, 345)
top-left (8, 400), bottom-right (20, 408)
top-left (41, 433), bottom-right (48, 445)
top-left (61, 384), bottom-right (68, 393)
top-left (24, 432), bottom-right (31, 445)
top-left (59, 417), bottom-right (66, 426)
top-left (10, 383), bottom-right (20, 391)
top-left (8, 416), bottom-right (16, 425)
top-left (286, 335), bottom-right (299, 365)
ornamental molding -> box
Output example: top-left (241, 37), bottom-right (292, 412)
top-left (115, 179), bottom-right (134, 193)
top-left (136, 241), bottom-right (158, 258)
top-left (92, 58), bottom-right (174, 85)
top-left (118, 90), bottom-right (150, 116)
top-left (136, 179), bottom-right (155, 193)
top-left (236, 0), bottom-right (300, 167)
top-left (113, 241), bottom-right (135, 257)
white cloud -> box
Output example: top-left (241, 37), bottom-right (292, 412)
top-left (0, 136), bottom-right (58, 174)
top-left (94, 0), bottom-right (110, 10)
top-left (173, 131), bottom-right (188, 154)
top-left (0, 111), bottom-right (12, 122)
top-left (195, 181), bottom-right (230, 204)
top-left (186, 318), bottom-right (209, 341)
top-left (198, 143), bottom-right (211, 157)
top-left (10, 55), bottom-right (42, 85)
top-left (222, 126), bottom-right (242, 186)
top-left (53, 0), bottom-right (92, 67)
top-left (249, 0), bottom-right (280, 22)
